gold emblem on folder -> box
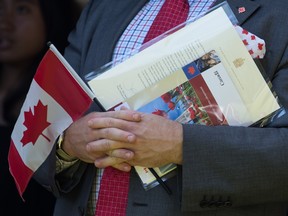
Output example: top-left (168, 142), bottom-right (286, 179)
top-left (233, 58), bottom-right (245, 68)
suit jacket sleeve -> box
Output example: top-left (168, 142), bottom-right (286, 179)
top-left (181, 0), bottom-right (288, 212)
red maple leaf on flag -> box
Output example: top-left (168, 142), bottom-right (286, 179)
top-left (21, 100), bottom-right (51, 147)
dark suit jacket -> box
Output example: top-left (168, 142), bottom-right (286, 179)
top-left (34, 0), bottom-right (288, 215)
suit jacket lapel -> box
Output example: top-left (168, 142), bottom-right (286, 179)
top-left (213, 0), bottom-right (260, 25)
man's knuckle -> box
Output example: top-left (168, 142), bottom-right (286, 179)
top-left (104, 127), bottom-right (111, 137)
top-left (103, 139), bottom-right (111, 150)
top-left (106, 118), bottom-right (113, 127)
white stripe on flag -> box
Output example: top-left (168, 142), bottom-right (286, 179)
top-left (11, 79), bottom-right (73, 171)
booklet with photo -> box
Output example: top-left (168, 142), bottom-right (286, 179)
top-left (119, 49), bottom-right (283, 190)
top-left (85, 2), bottom-right (284, 190)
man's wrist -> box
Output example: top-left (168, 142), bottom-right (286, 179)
top-left (56, 132), bottom-right (77, 162)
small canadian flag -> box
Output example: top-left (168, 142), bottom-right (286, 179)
top-left (8, 43), bottom-right (94, 198)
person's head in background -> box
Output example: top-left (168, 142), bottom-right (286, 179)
top-left (0, 0), bottom-right (81, 126)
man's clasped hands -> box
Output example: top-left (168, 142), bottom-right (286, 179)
top-left (61, 108), bottom-right (184, 171)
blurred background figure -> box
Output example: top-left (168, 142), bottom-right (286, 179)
top-left (0, 0), bottom-right (82, 215)
top-left (74, 0), bottom-right (89, 9)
